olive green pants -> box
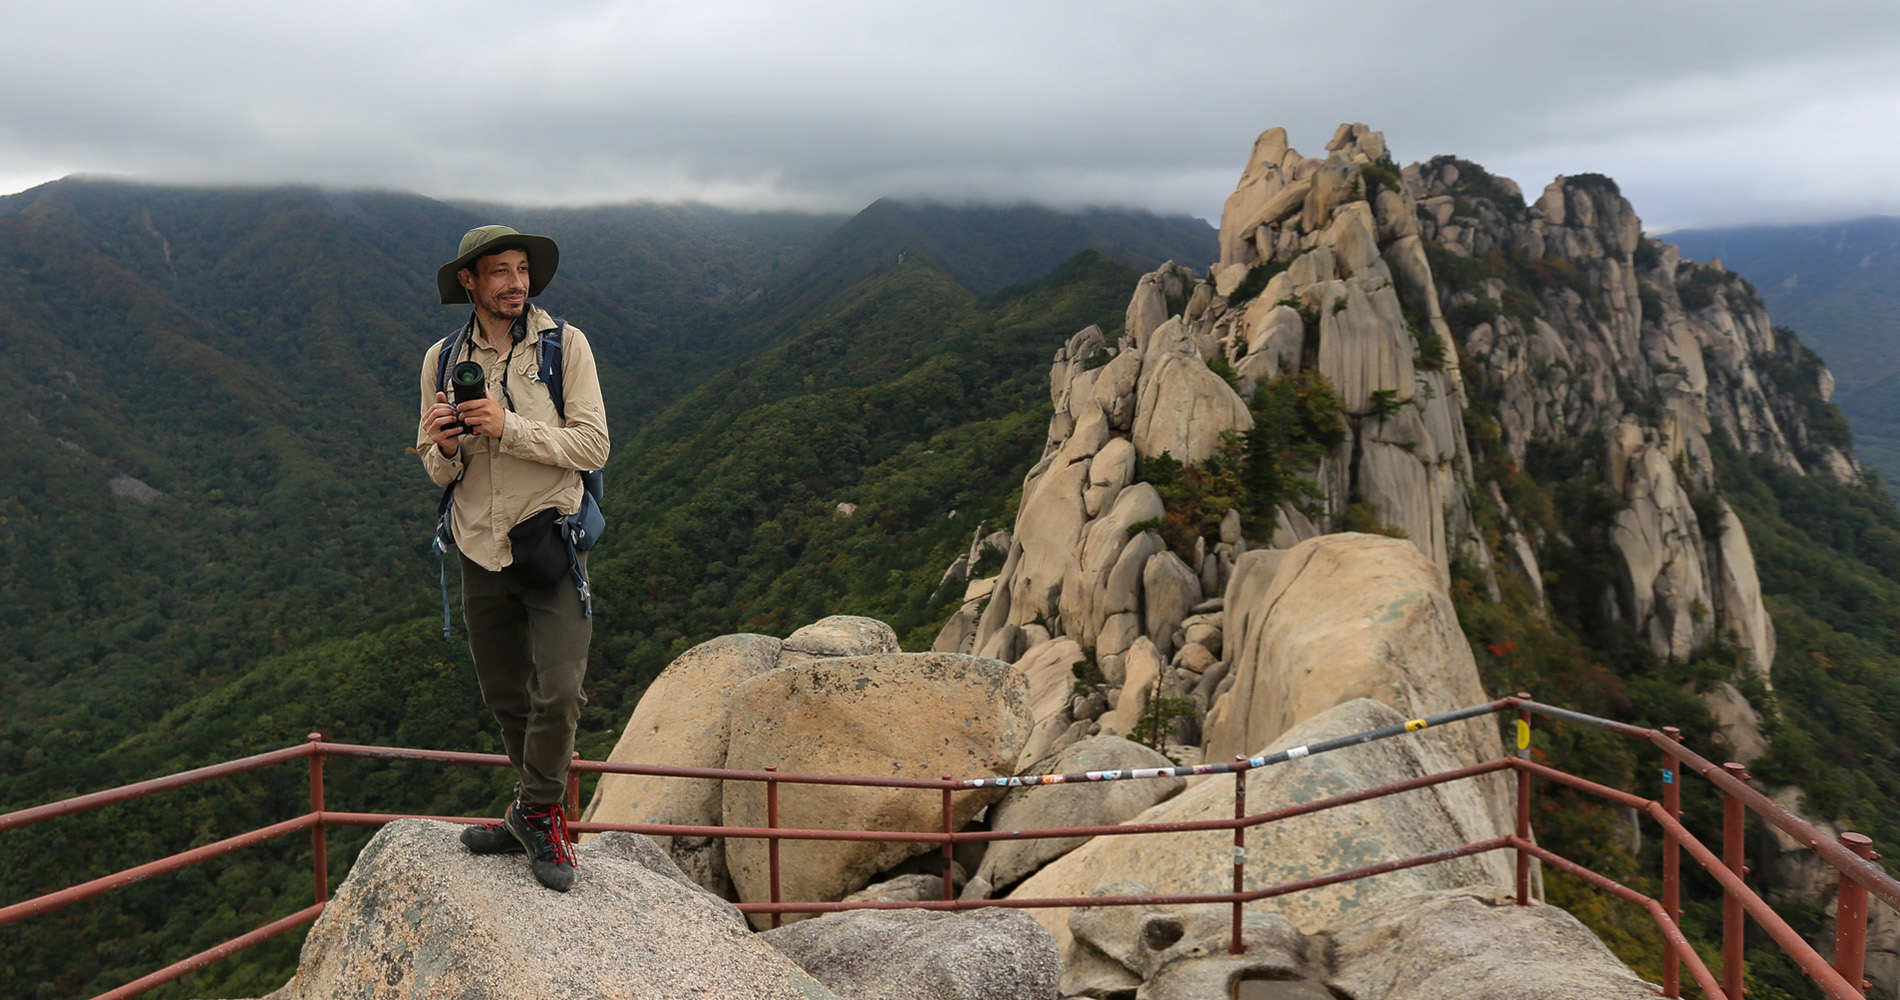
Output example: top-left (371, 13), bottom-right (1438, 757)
top-left (461, 553), bottom-right (590, 805)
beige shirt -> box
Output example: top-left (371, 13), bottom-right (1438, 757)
top-left (417, 305), bottom-right (610, 572)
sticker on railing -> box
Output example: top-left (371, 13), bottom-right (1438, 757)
top-left (1516, 720), bottom-right (1531, 750)
top-left (1405, 718), bottom-right (1429, 732)
top-left (1233, 847), bottom-right (1248, 861)
top-left (1286, 746), bottom-right (1310, 759)
top-left (1662, 769), bottom-right (1675, 784)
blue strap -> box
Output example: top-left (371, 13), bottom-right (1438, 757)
top-left (436, 541), bottom-right (454, 637)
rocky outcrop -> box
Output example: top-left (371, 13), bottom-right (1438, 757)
top-left (760, 907), bottom-right (1061, 1000)
top-left (581, 632), bottom-right (785, 896)
top-left (265, 820), bottom-right (840, 1000)
top-left (1011, 699), bottom-right (1516, 955)
top-left (1203, 534), bottom-right (1505, 791)
top-left (1405, 158), bottom-right (1840, 677)
top-left (722, 651), bottom-right (1031, 925)
top-left (932, 121), bottom-right (1837, 795)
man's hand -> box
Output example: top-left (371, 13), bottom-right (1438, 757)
top-left (425, 392), bottom-right (464, 456)
top-left (457, 396), bottom-right (507, 440)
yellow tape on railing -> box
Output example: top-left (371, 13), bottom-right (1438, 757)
top-left (1516, 719), bottom-right (1531, 750)
top-left (1405, 719), bottom-right (1428, 732)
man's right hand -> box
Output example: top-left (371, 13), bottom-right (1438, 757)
top-left (426, 391), bottom-right (463, 457)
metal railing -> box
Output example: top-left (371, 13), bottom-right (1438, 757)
top-left (2, 694), bottom-right (1895, 1000)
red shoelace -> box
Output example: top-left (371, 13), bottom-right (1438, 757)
top-left (522, 803), bottom-right (576, 866)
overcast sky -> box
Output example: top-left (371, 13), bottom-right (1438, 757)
top-left (5, 0), bottom-right (1898, 232)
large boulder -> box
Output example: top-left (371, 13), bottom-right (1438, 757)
top-left (975, 737), bottom-right (1185, 893)
top-left (1131, 320), bottom-right (1253, 466)
top-left (1010, 699), bottom-right (1514, 958)
top-left (760, 907), bottom-right (1060, 1000)
top-left (1322, 889), bottom-right (1656, 999)
top-left (778, 615), bottom-right (901, 665)
top-left (581, 632), bottom-right (785, 895)
top-left (265, 820), bottom-right (840, 1000)
top-left (722, 653), bottom-right (1032, 924)
top-left (1204, 535), bottom-right (1504, 795)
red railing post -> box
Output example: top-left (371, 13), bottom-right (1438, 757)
top-left (766, 765), bottom-right (781, 929)
top-left (1515, 694), bottom-right (1532, 907)
top-left (307, 733), bottom-right (327, 905)
top-left (1232, 754), bottom-right (1249, 955)
top-left (566, 751), bottom-right (582, 843)
top-left (1661, 726), bottom-right (1684, 999)
top-left (941, 775), bottom-right (955, 903)
top-left (1833, 832), bottom-right (1876, 996)
top-left (1722, 761), bottom-right (1751, 1000)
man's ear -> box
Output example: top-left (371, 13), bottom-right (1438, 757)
top-left (458, 267), bottom-right (476, 291)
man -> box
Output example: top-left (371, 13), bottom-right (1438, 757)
top-left (416, 225), bottom-right (610, 891)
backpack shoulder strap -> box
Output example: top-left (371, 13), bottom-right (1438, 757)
top-left (434, 319), bottom-right (473, 397)
top-left (537, 317), bottom-right (569, 421)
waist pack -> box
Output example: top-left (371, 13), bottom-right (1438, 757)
top-left (505, 471), bottom-right (605, 590)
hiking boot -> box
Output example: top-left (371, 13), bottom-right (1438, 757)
top-left (459, 803), bottom-right (527, 855)
top-left (506, 800), bottom-right (578, 892)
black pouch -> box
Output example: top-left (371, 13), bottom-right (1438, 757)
top-left (506, 507), bottom-right (571, 589)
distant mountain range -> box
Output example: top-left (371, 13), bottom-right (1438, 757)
top-left (1668, 218), bottom-right (1900, 482)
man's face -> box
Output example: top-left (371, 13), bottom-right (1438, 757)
top-left (458, 248), bottom-right (530, 324)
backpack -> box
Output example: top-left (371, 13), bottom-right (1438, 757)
top-left (431, 316), bottom-right (605, 636)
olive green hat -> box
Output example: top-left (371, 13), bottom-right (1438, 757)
top-left (436, 224), bottom-right (561, 305)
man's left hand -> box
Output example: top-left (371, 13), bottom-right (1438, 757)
top-left (458, 397), bottom-right (507, 439)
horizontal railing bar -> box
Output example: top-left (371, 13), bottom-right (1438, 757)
top-left (1513, 696), bottom-right (1900, 914)
top-left (90, 902), bottom-right (326, 1000)
top-left (961, 700), bottom-right (1514, 790)
top-left (1509, 837), bottom-right (1726, 1000)
top-left (738, 836), bottom-right (1514, 914)
top-left (579, 759), bottom-right (1515, 845)
top-left (0, 813), bottom-right (319, 927)
top-left (0, 743), bottom-right (316, 832)
top-left (1509, 698), bottom-right (1654, 739)
top-left (1507, 757), bottom-right (1653, 811)
top-left (314, 742), bottom-right (959, 790)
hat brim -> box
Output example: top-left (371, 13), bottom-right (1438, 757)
top-left (437, 232), bottom-right (560, 305)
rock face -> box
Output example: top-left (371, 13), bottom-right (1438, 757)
top-left (974, 736), bottom-right (1185, 893)
top-left (1322, 889), bottom-right (1657, 1000)
top-left (722, 652), bottom-right (1032, 925)
top-left (760, 907), bottom-right (1061, 1000)
top-left (582, 616), bottom-right (907, 897)
top-left (1204, 534), bottom-right (1505, 789)
top-left (265, 820), bottom-right (840, 1000)
top-left (581, 632), bottom-right (785, 896)
top-left (1010, 699), bottom-right (1516, 956)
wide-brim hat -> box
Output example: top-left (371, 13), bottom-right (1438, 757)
top-left (437, 225), bottom-right (560, 305)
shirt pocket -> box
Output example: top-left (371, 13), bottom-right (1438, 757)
top-left (510, 355), bottom-right (559, 423)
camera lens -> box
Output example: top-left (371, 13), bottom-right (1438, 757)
top-left (452, 362), bottom-right (484, 387)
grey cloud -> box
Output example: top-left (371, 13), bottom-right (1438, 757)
top-left (6, 0), bottom-right (1900, 228)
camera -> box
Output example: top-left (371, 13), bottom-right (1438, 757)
top-left (447, 360), bottom-right (485, 435)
